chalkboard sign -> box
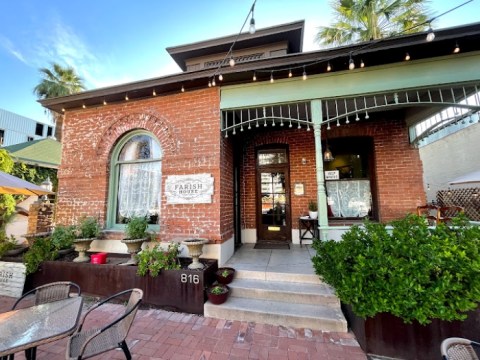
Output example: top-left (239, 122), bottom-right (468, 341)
top-left (0, 262), bottom-right (26, 298)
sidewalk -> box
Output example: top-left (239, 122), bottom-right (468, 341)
top-left (0, 295), bottom-right (367, 360)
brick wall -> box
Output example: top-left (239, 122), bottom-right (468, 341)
top-left (56, 88), bottom-right (229, 243)
top-left (240, 114), bottom-right (426, 228)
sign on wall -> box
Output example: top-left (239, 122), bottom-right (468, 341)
top-left (165, 174), bottom-right (214, 204)
top-left (0, 262), bottom-right (26, 298)
top-left (325, 170), bottom-right (340, 180)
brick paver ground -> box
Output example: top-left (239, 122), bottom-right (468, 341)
top-left (0, 295), bottom-right (367, 359)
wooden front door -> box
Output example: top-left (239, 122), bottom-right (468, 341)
top-left (256, 147), bottom-right (291, 242)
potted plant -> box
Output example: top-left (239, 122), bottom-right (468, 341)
top-left (0, 232), bottom-right (25, 258)
top-left (23, 237), bottom-right (57, 275)
top-left (121, 216), bottom-right (150, 265)
top-left (308, 199), bottom-right (318, 219)
top-left (206, 284), bottom-right (230, 305)
top-left (215, 267), bottom-right (235, 284)
top-left (137, 242), bottom-right (181, 277)
top-left (312, 213), bottom-right (480, 359)
top-left (50, 225), bottom-right (77, 254)
top-left (73, 216), bottom-right (101, 262)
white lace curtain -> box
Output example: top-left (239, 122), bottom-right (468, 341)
top-left (327, 180), bottom-right (372, 218)
top-left (117, 161), bottom-right (161, 219)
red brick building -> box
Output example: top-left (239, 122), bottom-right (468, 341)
top-left (41, 21), bottom-right (480, 263)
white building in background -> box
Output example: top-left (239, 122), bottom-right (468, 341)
top-left (0, 108), bottom-right (55, 147)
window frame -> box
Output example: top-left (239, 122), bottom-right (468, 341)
top-left (106, 130), bottom-right (162, 231)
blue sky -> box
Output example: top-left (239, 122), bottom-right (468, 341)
top-left (0, 0), bottom-right (479, 124)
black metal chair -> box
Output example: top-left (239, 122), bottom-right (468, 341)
top-left (66, 288), bottom-right (143, 360)
top-left (441, 337), bottom-right (480, 360)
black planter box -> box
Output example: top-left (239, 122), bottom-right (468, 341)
top-left (342, 303), bottom-right (480, 360)
top-left (26, 256), bottom-right (218, 315)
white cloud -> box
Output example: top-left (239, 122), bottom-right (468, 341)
top-left (0, 35), bottom-right (28, 64)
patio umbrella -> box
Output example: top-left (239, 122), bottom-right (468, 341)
top-left (0, 170), bottom-right (53, 196)
top-left (449, 170), bottom-right (480, 185)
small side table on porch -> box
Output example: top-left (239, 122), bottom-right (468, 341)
top-left (298, 217), bottom-right (319, 247)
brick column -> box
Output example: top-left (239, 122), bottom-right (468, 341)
top-left (27, 201), bottom-right (54, 234)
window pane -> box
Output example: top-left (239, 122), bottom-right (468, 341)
top-left (118, 135), bottom-right (161, 161)
top-left (116, 161), bottom-right (161, 224)
top-left (258, 150), bottom-right (287, 165)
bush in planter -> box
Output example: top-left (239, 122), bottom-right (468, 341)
top-left (308, 200), bottom-right (318, 212)
top-left (216, 267), bottom-right (235, 284)
top-left (23, 237), bottom-right (57, 275)
top-left (50, 225), bottom-right (77, 250)
top-left (312, 214), bottom-right (480, 325)
top-left (0, 232), bottom-right (18, 258)
top-left (137, 242), bottom-right (181, 276)
top-left (124, 216), bottom-right (149, 240)
top-left (77, 216), bottom-right (100, 239)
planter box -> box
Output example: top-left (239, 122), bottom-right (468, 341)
top-left (26, 257), bottom-right (218, 315)
top-left (342, 304), bottom-right (480, 360)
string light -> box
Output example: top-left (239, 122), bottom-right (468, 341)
top-left (219, 74), bottom-right (223, 81)
top-left (453, 42), bottom-right (460, 53)
top-left (208, 80), bottom-right (212, 87)
top-left (212, 77), bottom-right (216, 86)
top-left (82, 104), bottom-right (86, 109)
top-left (302, 66), bottom-right (307, 80)
top-left (426, 25), bottom-right (435, 42)
top-left (288, 68), bottom-right (292, 78)
top-left (61, 108), bottom-right (65, 112)
top-left (229, 57), bottom-right (235, 67)
top-left (249, 2), bottom-right (256, 34)
top-left (405, 52), bottom-right (411, 61)
top-left (252, 71), bottom-right (257, 81)
top-left (181, 85), bottom-right (185, 92)
top-left (125, 94), bottom-right (129, 101)
top-left (103, 99), bottom-right (107, 105)
top-left (326, 62), bottom-right (332, 72)
top-left (270, 71), bottom-right (274, 83)
top-left (152, 89), bottom-right (157, 96)
top-left (360, 59), bottom-right (365, 68)
top-left (349, 55), bottom-right (355, 70)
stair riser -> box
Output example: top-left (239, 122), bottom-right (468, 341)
top-left (235, 270), bottom-right (323, 284)
top-left (229, 286), bottom-right (340, 307)
top-left (204, 304), bottom-right (347, 332)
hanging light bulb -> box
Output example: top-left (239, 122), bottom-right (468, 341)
top-left (125, 94), bottom-right (129, 101)
top-left (249, 17), bottom-right (256, 34)
top-left (405, 52), bottom-right (411, 61)
top-left (82, 104), bottom-right (86, 109)
top-left (61, 108), bottom-right (65, 112)
top-left (181, 85), bottom-right (185, 92)
top-left (453, 42), bottom-right (460, 53)
top-left (323, 136), bottom-right (334, 162)
top-left (426, 26), bottom-right (435, 42)
top-left (212, 77), bottom-right (216, 86)
top-left (103, 99), bottom-right (107, 105)
top-left (252, 71), bottom-right (257, 81)
top-left (218, 74), bottom-right (223, 81)
top-left (270, 71), bottom-right (274, 83)
top-left (288, 69), bottom-right (292, 78)
top-left (302, 66), bottom-right (307, 80)
top-left (229, 57), bottom-right (235, 67)
top-left (208, 80), bottom-right (212, 87)
top-left (349, 56), bottom-right (355, 70)
top-left (360, 59), bottom-right (365, 68)
top-left (327, 62), bottom-right (332, 72)
top-left (152, 89), bottom-right (157, 96)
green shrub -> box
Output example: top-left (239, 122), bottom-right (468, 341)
top-left (137, 242), bottom-right (181, 277)
top-left (312, 214), bottom-right (480, 325)
top-left (308, 200), bottom-right (318, 211)
top-left (77, 216), bottom-right (100, 239)
top-left (23, 238), bottom-right (57, 275)
top-left (0, 233), bottom-right (17, 258)
top-left (50, 225), bottom-right (77, 250)
top-left (124, 216), bottom-right (149, 240)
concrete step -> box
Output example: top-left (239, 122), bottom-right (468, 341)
top-left (229, 278), bottom-right (340, 306)
top-left (234, 269), bottom-right (322, 284)
top-left (204, 296), bottom-right (347, 332)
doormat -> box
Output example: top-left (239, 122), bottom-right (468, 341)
top-left (254, 242), bottom-right (290, 250)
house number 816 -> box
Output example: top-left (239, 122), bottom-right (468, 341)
top-left (181, 274), bottom-right (200, 284)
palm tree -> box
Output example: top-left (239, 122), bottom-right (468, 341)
top-left (316, 0), bottom-right (431, 46)
top-left (33, 63), bottom-right (86, 141)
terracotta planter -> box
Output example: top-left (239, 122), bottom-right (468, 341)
top-left (207, 285), bottom-right (230, 305)
top-left (215, 267), bottom-right (235, 284)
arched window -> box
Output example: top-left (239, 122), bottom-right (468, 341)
top-left (107, 131), bottom-right (162, 229)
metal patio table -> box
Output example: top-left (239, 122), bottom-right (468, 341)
top-left (0, 296), bottom-right (83, 360)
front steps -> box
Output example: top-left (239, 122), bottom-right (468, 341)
top-left (204, 269), bottom-right (348, 332)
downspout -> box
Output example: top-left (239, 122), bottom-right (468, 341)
top-left (311, 99), bottom-right (329, 240)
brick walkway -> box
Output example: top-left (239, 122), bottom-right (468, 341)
top-left (0, 295), bottom-right (367, 360)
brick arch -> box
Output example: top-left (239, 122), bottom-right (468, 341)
top-left (250, 134), bottom-right (292, 147)
top-left (95, 112), bottom-right (178, 162)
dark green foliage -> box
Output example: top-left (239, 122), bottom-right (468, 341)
top-left (23, 238), bottom-right (57, 275)
top-left (137, 243), bottom-right (181, 277)
top-left (50, 225), bottom-right (76, 250)
top-left (124, 216), bottom-right (149, 240)
top-left (312, 214), bottom-right (480, 325)
top-left (0, 233), bottom-right (17, 258)
top-left (308, 200), bottom-right (318, 211)
top-left (209, 285), bottom-right (228, 295)
top-left (77, 216), bottom-right (100, 239)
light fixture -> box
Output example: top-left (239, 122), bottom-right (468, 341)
top-left (152, 89), bottom-right (157, 96)
top-left (219, 74), bottom-right (223, 81)
top-left (270, 71), bottom-right (274, 83)
top-left (249, 3), bottom-right (256, 35)
top-left (212, 77), bottom-right (216, 86)
top-left (302, 66), bottom-right (307, 80)
top-left (288, 68), bottom-right (292, 78)
top-left (252, 71), bottom-right (257, 81)
top-left (426, 25), bottom-right (435, 42)
top-left (360, 59), bottom-right (365, 68)
top-left (405, 52), bottom-right (411, 61)
top-left (181, 85), bottom-right (185, 92)
top-left (82, 104), bottom-right (86, 109)
top-left (229, 57), bottom-right (235, 67)
top-left (327, 62), bottom-right (332, 72)
top-left (61, 108), bottom-right (65, 112)
top-left (208, 80), bottom-right (212, 87)
top-left (103, 99), bottom-right (107, 105)
top-left (125, 94), bottom-right (129, 101)
top-left (453, 42), bottom-right (460, 53)
top-left (323, 135), bottom-right (334, 162)
top-left (349, 55), bottom-right (355, 70)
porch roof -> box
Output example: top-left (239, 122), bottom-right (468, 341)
top-left (40, 21), bottom-right (480, 114)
